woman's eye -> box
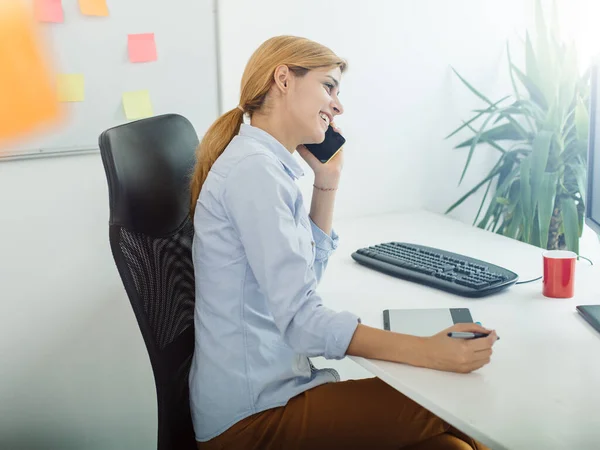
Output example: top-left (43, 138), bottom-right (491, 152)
top-left (324, 83), bottom-right (333, 94)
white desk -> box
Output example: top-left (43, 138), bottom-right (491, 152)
top-left (318, 209), bottom-right (600, 450)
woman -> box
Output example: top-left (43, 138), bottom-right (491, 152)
top-left (189, 35), bottom-right (497, 450)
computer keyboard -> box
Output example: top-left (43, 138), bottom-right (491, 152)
top-left (351, 242), bottom-right (519, 298)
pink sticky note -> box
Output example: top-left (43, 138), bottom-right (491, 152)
top-left (34, 0), bottom-right (64, 23)
top-left (128, 33), bottom-right (157, 63)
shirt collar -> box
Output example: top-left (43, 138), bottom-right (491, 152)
top-left (238, 123), bottom-right (304, 179)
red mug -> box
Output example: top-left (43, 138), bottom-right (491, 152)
top-left (542, 250), bottom-right (577, 298)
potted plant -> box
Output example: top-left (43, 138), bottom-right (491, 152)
top-left (445, 0), bottom-right (590, 254)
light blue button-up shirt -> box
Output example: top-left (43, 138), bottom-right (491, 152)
top-left (189, 123), bottom-right (361, 442)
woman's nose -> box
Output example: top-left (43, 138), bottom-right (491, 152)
top-left (333, 100), bottom-right (344, 116)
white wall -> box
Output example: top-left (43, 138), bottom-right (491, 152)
top-left (5, 1), bottom-right (594, 448)
top-left (0, 154), bottom-right (156, 449)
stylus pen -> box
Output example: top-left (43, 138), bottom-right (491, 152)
top-left (447, 331), bottom-right (499, 339)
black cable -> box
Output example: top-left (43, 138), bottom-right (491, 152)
top-left (514, 254), bottom-right (593, 285)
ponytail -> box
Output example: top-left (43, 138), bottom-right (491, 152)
top-left (189, 107), bottom-right (244, 216)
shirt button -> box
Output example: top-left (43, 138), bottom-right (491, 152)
top-left (311, 241), bottom-right (315, 247)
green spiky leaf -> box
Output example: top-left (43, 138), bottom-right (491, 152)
top-left (454, 123), bottom-right (525, 149)
top-left (530, 131), bottom-right (553, 212)
top-left (560, 195), bottom-right (580, 253)
top-left (538, 172), bottom-right (559, 248)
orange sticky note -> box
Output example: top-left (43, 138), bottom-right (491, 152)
top-left (122, 90), bottom-right (154, 120)
top-left (128, 33), bottom-right (157, 63)
top-left (78, 0), bottom-right (109, 17)
top-left (34, 0), bottom-right (64, 23)
top-left (0, 1), bottom-right (60, 144)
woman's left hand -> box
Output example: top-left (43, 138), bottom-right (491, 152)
top-left (296, 123), bottom-right (344, 187)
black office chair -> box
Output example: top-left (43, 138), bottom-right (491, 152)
top-left (98, 114), bottom-right (199, 450)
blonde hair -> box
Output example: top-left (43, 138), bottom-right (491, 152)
top-left (189, 35), bottom-right (347, 215)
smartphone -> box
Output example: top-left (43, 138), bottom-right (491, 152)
top-left (304, 125), bottom-right (346, 164)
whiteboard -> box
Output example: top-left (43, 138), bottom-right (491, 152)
top-left (5, 0), bottom-right (219, 159)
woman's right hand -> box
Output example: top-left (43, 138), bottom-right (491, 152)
top-left (420, 323), bottom-right (498, 374)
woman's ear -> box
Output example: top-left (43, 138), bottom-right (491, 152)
top-left (273, 65), bottom-right (290, 93)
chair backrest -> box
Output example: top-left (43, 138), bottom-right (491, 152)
top-left (98, 114), bottom-right (199, 450)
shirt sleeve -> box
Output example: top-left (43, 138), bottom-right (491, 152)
top-left (309, 217), bottom-right (339, 284)
top-left (222, 153), bottom-right (360, 359)
top-left (309, 217), bottom-right (339, 262)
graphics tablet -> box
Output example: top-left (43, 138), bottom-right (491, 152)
top-left (383, 308), bottom-right (474, 336)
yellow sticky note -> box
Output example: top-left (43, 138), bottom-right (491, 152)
top-left (78, 0), bottom-right (109, 16)
top-left (122, 90), bottom-right (153, 120)
top-left (57, 74), bottom-right (85, 102)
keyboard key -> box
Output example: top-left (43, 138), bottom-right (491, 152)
top-left (372, 253), bottom-right (407, 267)
top-left (413, 266), bottom-right (436, 275)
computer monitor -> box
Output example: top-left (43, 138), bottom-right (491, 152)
top-left (586, 63), bottom-right (600, 235)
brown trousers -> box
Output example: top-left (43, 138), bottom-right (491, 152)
top-left (197, 377), bottom-right (490, 450)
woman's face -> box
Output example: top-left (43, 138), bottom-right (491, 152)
top-left (287, 67), bottom-right (344, 145)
